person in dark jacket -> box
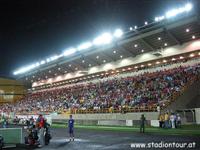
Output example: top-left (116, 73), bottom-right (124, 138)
top-left (140, 114), bottom-right (146, 133)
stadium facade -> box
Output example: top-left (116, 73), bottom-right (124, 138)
top-left (0, 78), bottom-right (25, 103)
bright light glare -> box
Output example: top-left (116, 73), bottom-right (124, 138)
top-left (165, 3), bottom-right (193, 18)
top-left (77, 42), bottom-right (92, 51)
top-left (40, 60), bottom-right (46, 65)
top-left (50, 55), bottom-right (59, 61)
top-left (113, 29), bottom-right (123, 38)
top-left (134, 26), bottom-right (137, 29)
top-left (35, 62), bottom-right (40, 67)
top-left (13, 64), bottom-right (36, 75)
top-left (155, 16), bottom-right (165, 22)
top-left (93, 33), bottom-right (112, 45)
top-left (185, 3), bottom-right (193, 11)
top-left (46, 58), bottom-right (50, 62)
top-left (63, 48), bottom-right (76, 56)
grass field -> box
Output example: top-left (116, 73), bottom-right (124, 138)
top-left (52, 123), bottom-right (200, 136)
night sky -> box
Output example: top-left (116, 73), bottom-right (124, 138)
top-left (0, 0), bottom-right (197, 78)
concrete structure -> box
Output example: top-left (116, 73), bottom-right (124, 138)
top-left (0, 78), bottom-right (25, 103)
top-left (52, 112), bottom-right (159, 126)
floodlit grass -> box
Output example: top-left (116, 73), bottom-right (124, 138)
top-left (51, 123), bottom-right (200, 136)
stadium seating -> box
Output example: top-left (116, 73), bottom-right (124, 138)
top-left (0, 57), bottom-right (200, 114)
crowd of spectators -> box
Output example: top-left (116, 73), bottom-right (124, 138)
top-left (158, 112), bottom-right (182, 129)
top-left (0, 59), bottom-right (200, 114)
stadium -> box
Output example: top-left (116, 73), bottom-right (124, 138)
top-left (0, 1), bottom-right (200, 149)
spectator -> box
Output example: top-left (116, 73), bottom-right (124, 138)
top-left (170, 113), bottom-right (175, 129)
top-left (177, 114), bottom-right (181, 128)
top-left (37, 115), bottom-right (45, 147)
top-left (158, 113), bottom-right (164, 128)
top-left (140, 114), bottom-right (146, 133)
top-left (164, 112), bottom-right (169, 128)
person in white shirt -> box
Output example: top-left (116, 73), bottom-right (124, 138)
top-left (170, 113), bottom-right (175, 128)
top-left (177, 114), bottom-right (181, 128)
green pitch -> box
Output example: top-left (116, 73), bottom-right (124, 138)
top-left (52, 123), bottom-right (200, 136)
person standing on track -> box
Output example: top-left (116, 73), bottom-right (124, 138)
top-left (37, 114), bottom-right (45, 147)
top-left (68, 114), bottom-right (75, 141)
top-left (140, 114), bottom-right (146, 133)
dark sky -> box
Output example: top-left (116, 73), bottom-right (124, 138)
top-left (0, 0), bottom-right (197, 78)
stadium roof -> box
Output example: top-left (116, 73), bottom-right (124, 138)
top-left (18, 8), bottom-right (200, 86)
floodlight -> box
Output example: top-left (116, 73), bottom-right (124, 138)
top-left (113, 29), bottom-right (123, 38)
top-left (186, 28), bottom-right (190, 32)
top-left (77, 42), bottom-right (92, 51)
top-left (185, 3), bottom-right (192, 11)
top-left (63, 48), bottom-right (76, 56)
top-left (46, 58), bottom-right (50, 62)
top-left (158, 37), bottom-right (161, 40)
top-left (13, 64), bottom-right (36, 75)
top-left (134, 26), bottom-right (137, 29)
top-left (35, 62), bottom-right (40, 67)
top-left (93, 33), bottom-right (112, 45)
top-left (189, 54), bottom-right (194, 57)
top-left (40, 60), bottom-right (46, 65)
top-left (165, 3), bottom-right (193, 18)
top-left (155, 16), bottom-right (165, 22)
top-left (50, 55), bottom-right (59, 61)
